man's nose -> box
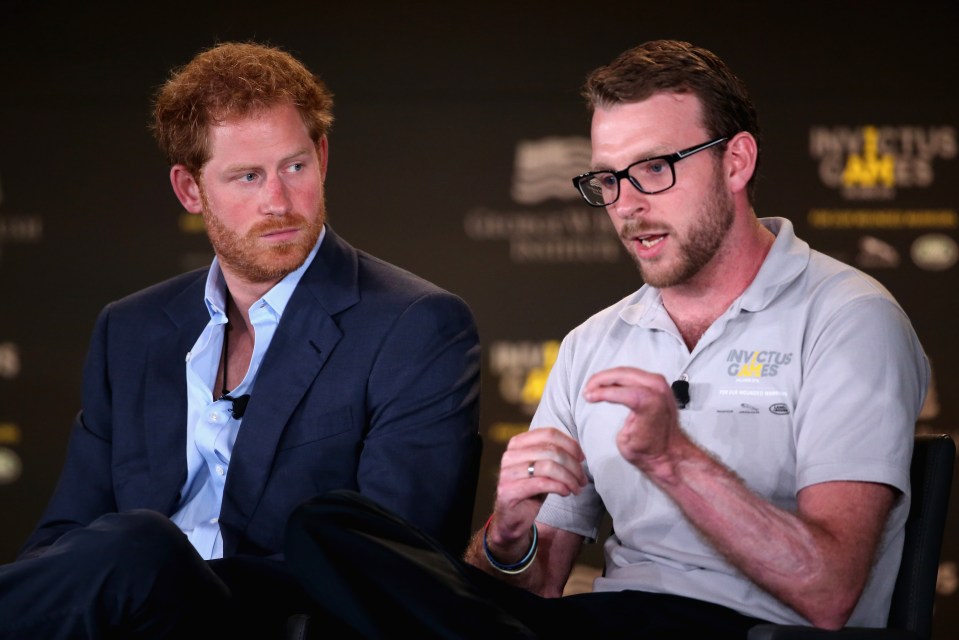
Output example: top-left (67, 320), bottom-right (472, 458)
top-left (607, 178), bottom-right (649, 220)
top-left (261, 175), bottom-right (292, 215)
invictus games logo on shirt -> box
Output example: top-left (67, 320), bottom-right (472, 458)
top-left (809, 125), bottom-right (956, 200)
top-left (727, 349), bottom-right (793, 378)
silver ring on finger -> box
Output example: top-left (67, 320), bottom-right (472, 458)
top-left (528, 461), bottom-right (536, 478)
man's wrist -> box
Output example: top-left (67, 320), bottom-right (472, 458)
top-left (632, 434), bottom-right (696, 484)
top-left (483, 515), bottom-right (538, 574)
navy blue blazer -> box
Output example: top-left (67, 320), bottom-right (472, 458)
top-left (21, 227), bottom-right (481, 558)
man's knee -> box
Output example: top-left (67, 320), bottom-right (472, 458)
top-left (81, 510), bottom-right (197, 574)
top-left (50, 509), bottom-right (219, 602)
top-left (0, 511), bottom-right (227, 637)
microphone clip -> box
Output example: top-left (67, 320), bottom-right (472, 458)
top-left (671, 380), bottom-right (690, 409)
top-left (222, 393), bottom-right (251, 419)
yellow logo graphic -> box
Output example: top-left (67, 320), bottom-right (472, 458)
top-left (487, 340), bottom-right (561, 444)
top-left (842, 127), bottom-right (895, 188)
top-left (490, 340), bottom-right (560, 412)
top-left (518, 341), bottom-right (559, 405)
top-left (726, 349), bottom-right (792, 378)
top-left (809, 125), bottom-right (956, 201)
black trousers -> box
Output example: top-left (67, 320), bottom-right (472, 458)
top-left (285, 490), bottom-right (771, 639)
top-left (0, 510), bottom-right (314, 639)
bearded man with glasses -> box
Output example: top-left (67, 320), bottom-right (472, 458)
top-left (282, 39), bottom-right (929, 639)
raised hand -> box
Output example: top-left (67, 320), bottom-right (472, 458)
top-left (582, 367), bottom-right (685, 470)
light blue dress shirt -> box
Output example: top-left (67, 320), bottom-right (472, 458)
top-left (170, 228), bottom-right (324, 559)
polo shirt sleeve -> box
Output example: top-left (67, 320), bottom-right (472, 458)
top-left (529, 333), bottom-right (606, 541)
top-left (793, 290), bottom-right (929, 496)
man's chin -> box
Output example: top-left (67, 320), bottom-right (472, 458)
top-left (224, 246), bottom-right (311, 284)
top-left (258, 251), bottom-right (311, 281)
top-left (635, 259), bottom-right (682, 289)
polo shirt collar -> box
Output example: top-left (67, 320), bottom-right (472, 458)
top-left (618, 216), bottom-right (810, 326)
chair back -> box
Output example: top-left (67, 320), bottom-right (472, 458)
top-left (887, 433), bottom-right (955, 638)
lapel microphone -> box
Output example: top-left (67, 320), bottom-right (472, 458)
top-left (671, 380), bottom-right (690, 409)
top-left (223, 394), bottom-right (251, 419)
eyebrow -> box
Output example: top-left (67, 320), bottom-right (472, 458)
top-left (590, 146), bottom-right (673, 172)
top-left (221, 148), bottom-right (314, 175)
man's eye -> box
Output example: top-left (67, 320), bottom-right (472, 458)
top-left (597, 173), bottom-right (617, 187)
top-left (240, 173), bottom-right (257, 182)
top-left (645, 160), bottom-right (668, 174)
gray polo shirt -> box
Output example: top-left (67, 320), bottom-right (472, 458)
top-left (533, 217), bottom-right (929, 626)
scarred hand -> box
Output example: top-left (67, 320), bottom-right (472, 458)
top-left (582, 366), bottom-right (686, 471)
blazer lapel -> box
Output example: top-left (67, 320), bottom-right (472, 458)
top-left (143, 273), bottom-right (209, 513)
top-left (220, 227), bottom-right (361, 551)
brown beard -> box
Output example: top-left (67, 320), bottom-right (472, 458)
top-left (620, 164), bottom-right (734, 288)
top-left (200, 190), bottom-right (326, 284)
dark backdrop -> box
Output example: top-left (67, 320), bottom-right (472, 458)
top-left (1, 1), bottom-right (956, 636)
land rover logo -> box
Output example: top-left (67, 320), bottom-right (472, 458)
top-left (769, 403), bottom-right (790, 415)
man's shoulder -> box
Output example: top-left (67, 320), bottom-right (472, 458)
top-left (346, 243), bottom-right (469, 311)
top-left (572, 288), bottom-right (646, 332)
top-left (800, 248), bottom-right (900, 309)
top-left (352, 251), bottom-right (478, 336)
top-left (302, 231), bottom-right (476, 334)
top-left (555, 287), bottom-right (647, 353)
top-left (357, 251), bottom-right (446, 293)
top-left (317, 227), bottom-right (464, 302)
top-left (761, 217), bottom-right (898, 307)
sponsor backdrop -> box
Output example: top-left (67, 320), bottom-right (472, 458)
top-left (1, 2), bottom-right (956, 635)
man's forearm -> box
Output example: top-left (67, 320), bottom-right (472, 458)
top-left (639, 437), bottom-right (894, 629)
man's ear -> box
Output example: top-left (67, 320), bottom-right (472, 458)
top-left (169, 165), bottom-right (204, 214)
top-left (724, 132), bottom-right (758, 195)
top-left (317, 135), bottom-right (329, 182)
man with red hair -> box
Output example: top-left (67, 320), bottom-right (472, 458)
top-left (0, 42), bottom-right (480, 639)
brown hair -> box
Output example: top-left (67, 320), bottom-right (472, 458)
top-left (584, 40), bottom-right (760, 201)
top-left (152, 41), bottom-right (334, 173)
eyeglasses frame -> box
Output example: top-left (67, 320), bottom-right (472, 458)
top-left (572, 136), bottom-right (730, 207)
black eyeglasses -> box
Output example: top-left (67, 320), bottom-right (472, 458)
top-left (571, 136), bottom-right (729, 207)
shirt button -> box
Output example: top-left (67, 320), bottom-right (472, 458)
top-left (215, 464), bottom-right (225, 476)
top-left (210, 517), bottom-right (219, 524)
top-left (210, 412), bottom-right (220, 423)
